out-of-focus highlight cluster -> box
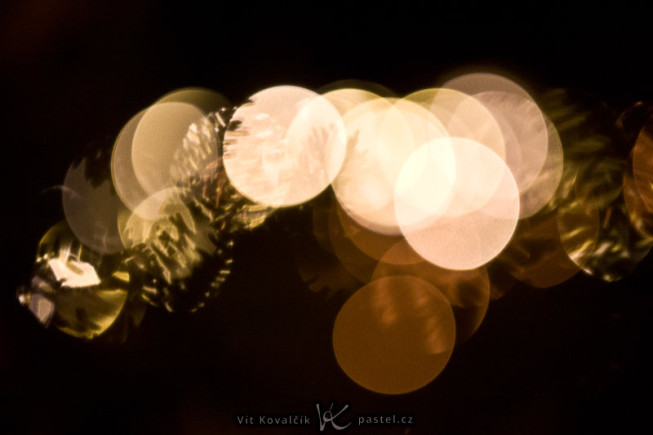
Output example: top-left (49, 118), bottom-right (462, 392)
top-left (16, 73), bottom-right (653, 395)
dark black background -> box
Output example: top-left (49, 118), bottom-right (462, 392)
top-left (1, 1), bottom-right (653, 433)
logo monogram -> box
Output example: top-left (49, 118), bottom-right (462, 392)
top-left (315, 402), bottom-right (352, 432)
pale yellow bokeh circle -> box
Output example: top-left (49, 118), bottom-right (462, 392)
top-left (111, 109), bottom-right (149, 212)
top-left (131, 102), bottom-right (209, 195)
top-left (63, 160), bottom-right (125, 254)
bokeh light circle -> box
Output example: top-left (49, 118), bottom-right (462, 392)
top-left (223, 85), bottom-right (347, 207)
top-left (442, 72), bottom-right (534, 101)
top-left (518, 116), bottom-right (564, 218)
top-left (156, 87), bottom-right (231, 114)
top-left (132, 102), bottom-right (210, 195)
top-left (63, 159), bottom-right (126, 254)
top-left (395, 138), bottom-right (520, 270)
top-left (473, 91), bottom-right (549, 194)
top-left (372, 249), bottom-right (490, 344)
top-left (332, 98), bottom-right (449, 234)
top-left (404, 87), bottom-right (505, 159)
top-left (332, 275), bottom-right (456, 395)
top-left (111, 109), bottom-right (149, 212)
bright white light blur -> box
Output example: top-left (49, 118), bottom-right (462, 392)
top-left (48, 258), bottom-right (101, 288)
top-left (395, 138), bottom-right (520, 270)
top-left (393, 140), bottom-right (457, 229)
top-left (223, 85), bottom-right (347, 207)
top-left (405, 88), bottom-right (505, 159)
top-left (473, 91), bottom-right (548, 194)
top-left (332, 98), bottom-right (449, 235)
